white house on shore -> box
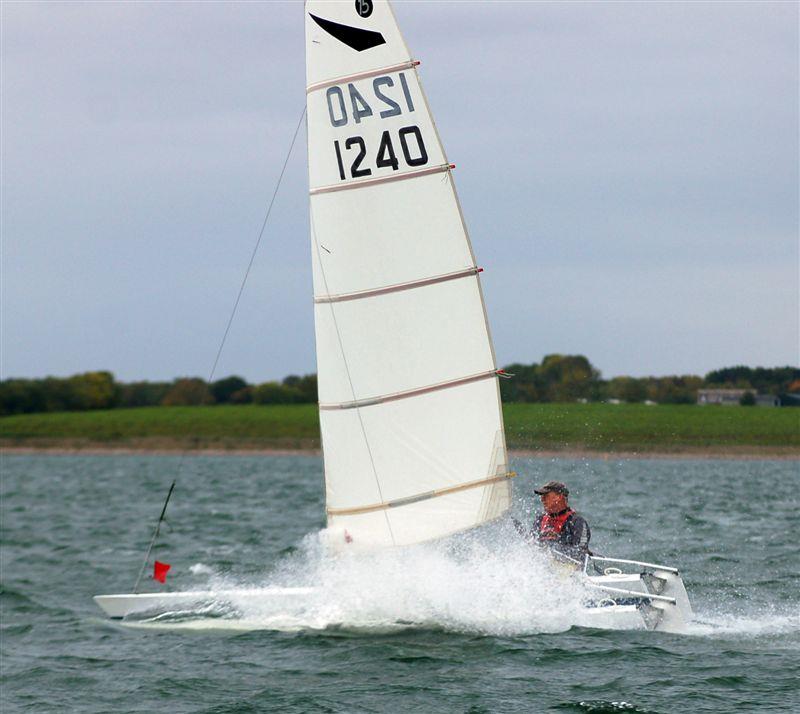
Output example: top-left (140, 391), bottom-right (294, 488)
top-left (697, 389), bottom-right (780, 406)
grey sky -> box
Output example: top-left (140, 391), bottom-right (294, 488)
top-left (2, 0), bottom-right (797, 383)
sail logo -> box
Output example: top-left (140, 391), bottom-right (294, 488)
top-left (309, 13), bottom-right (386, 52)
top-left (355, 0), bottom-right (374, 19)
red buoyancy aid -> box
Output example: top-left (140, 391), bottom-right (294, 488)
top-left (538, 508), bottom-right (575, 541)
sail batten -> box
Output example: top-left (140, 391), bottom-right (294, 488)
top-left (327, 471), bottom-right (516, 517)
top-left (314, 266), bottom-right (480, 304)
top-left (306, 0), bottom-right (510, 549)
top-left (310, 163), bottom-right (453, 195)
top-left (319, 369), bottom-right (501, 410)
top-left (307, 59), bottom-right (420, 94)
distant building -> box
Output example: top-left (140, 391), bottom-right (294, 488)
top-left (755, 394), bottom-right (780, 407)
top-left (697, 389), bottom-right (780, 407)
top-left (697, 389), bottom-right (747, 405)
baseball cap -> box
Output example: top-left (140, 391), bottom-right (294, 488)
top-left (534, 480), bottom-right (569, 496)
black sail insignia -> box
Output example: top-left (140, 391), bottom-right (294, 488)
top-left (309, 14), bottom-right (386, 52)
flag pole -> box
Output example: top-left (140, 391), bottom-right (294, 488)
top-left (133, 481), bottom-right (176, 594)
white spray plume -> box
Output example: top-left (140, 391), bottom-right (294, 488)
top-left (195, 526), bottom-right (591, 635)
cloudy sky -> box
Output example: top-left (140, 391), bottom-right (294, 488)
top-left (2, 0), bottom-right (797, 383)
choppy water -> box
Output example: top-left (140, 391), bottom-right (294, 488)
top-left (1, 454), bottom-right (798, 713)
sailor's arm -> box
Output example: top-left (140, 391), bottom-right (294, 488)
top-left (561, 515), bottom-right (591, 559)
top-left (512, 515), bottom-right (541, 541)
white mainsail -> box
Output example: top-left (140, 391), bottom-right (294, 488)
top-left (305, 0), bottom-right (512, 548)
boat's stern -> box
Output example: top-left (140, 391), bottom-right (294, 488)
top-left (643, 567), bottom-right (694, 632)
top-left (584, 556), bottom-right (694, 634)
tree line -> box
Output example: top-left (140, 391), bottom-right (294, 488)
top-left (498, 356), bottom-right (798, 405)
top-left (1, 356), bottom-right (798, 416)
top-left (0, 373), bottom-right (319, 416)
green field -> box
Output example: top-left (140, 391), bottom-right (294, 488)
top-left (503, 403), bottom-right (799, 453)
top-left (1, 403), bottom-right (798, 455)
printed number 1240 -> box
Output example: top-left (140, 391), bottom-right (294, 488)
top-left (334, 126), bottom-right (429, 180)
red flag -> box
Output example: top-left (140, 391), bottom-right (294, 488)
top-left (153, 560), bottom-right (171, 583)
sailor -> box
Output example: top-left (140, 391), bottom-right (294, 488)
top-left (515, 480), bottom-right (591, 563)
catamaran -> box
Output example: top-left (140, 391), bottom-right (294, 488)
top-left (95, 0), bottom-right (693, 633)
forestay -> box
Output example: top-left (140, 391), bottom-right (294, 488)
top-left (305, 0), bottom-right (512, 548)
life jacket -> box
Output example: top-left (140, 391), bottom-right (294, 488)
top-left (537, 507), bottom-right (575, 542)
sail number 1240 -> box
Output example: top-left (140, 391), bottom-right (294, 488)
top-left (333, 126), bottom-right (428, 180)
top-left (325, 73), bottom-right (428, 181)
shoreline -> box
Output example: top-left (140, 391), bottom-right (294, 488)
top-left (2, 445), bottom-right (798, 461)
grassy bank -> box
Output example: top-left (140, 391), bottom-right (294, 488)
top-left (0, 405), bottom-right (320, 451)
top-left (1, 403), bottom-right (798, 455)
top-left (503, 403), bottom-right (798, 454)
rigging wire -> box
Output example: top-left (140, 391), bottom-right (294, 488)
top-left (208, 107), bottom-right (308, 385)
top-left (133, 106), bottom-right (308, 592)
top-left (309, 210), bottom-right (396, 545)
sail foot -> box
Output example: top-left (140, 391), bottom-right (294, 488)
top-left (326, 477), bottom-right (514, 550)
top-left (324, 426), bottom-right (514, 550)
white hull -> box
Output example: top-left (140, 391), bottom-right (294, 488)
top-left (94, 587), bottom-right (314, 620)
top-left (94, 556), bottom-right (693, 633)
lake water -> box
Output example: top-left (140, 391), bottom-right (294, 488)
top-left (1, 454), bottom-right (798, 713)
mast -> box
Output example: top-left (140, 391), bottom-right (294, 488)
top-left (305, 0), bottom-right (513, 548)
